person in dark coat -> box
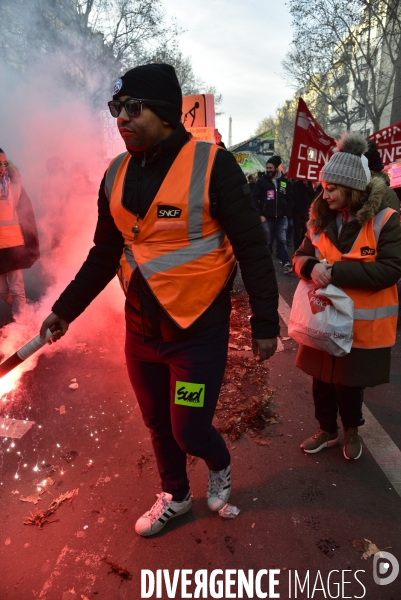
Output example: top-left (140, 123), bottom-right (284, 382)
top-left (0, 149), bottom-right (40, 322)
top-left (39, 64), bottom-right (279, 537)
top-left (252, 155), bottom-right (293, 274)
top-left (292, 132), bottom-right (401, 460)
top-left (365, 139), bottom-right (400, 214)
top-left (365, 139), bottom-right (401, 325)
top-left (247, 174), bottom-right (256, 192)
top-left (292, 179), bottom-right (315, 250)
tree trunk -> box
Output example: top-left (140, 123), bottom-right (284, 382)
top-left (390, 47), bottom-right (401, 125)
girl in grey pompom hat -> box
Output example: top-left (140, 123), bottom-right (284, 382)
top-left (319, 131), bottom-right (371, 191)
top-left (312, 131), bottom-right (373, 231)
top-left (292, 130), bottom-right (401, 462)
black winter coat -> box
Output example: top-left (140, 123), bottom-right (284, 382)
top-left (252, 173), bottom-right (293, 219)
top-left (292, 180), bottom-right (315, 221)
top-left (53, 124), bottom-right (280, 342)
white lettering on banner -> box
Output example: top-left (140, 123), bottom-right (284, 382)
top-left (297, 145), bottom-right (332, 166)
top-left (298, 144), bottom-right (308, 160)
top-left (296, 162), bottom-right (319, 181)
top-left (308, 164), bottom-right (319, 179)
top-left (294, 148), bottom-right (331, 181)
top-left (296, 163), bottom-right (306, 179)
top-left (369, 123), bottom-right (401, 166)
top-left (380, 145), bottom-right (401, 164)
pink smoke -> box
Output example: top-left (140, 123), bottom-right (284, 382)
top-left (0, 64), bottom-right (125, 398)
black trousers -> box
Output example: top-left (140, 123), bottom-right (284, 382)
top-left (293, 213), bottom-right (307, 251)
top-left (125, 321), bottom-right (230, 500)
top-left (312, 378), bottom-right (365, 433)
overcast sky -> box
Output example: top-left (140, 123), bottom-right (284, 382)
top-left (163, 0), bottom-right (296, 146)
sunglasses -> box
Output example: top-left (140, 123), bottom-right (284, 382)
top-left (108, 98), bottom-right (175, 118)
top-left (0, 161), bottom-right (8, 168)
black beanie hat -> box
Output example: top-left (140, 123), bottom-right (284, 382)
top-left (266, 155), bottom-right (282, 168)
top-left (112, 63), bottom-right (182, 128)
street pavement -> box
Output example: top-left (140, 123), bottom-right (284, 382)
top-left (0, 258), bottom-right (401, 599)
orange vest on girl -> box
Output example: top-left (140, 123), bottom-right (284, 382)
top-left (310, 207), bottom-right (398, 349)
top-left (105, 140), bottom-right (236, 329)
top-left (0, 182), bottom-right (24, 249)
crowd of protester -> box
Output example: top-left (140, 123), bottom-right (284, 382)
top-left (1, 65), bottom-right (401, 536)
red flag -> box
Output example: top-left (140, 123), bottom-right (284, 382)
top-left (368, 121), bottom-right (401, 166)
top-left (287, 98), bottom-right (336, 181)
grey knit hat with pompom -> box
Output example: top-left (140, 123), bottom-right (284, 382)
top-left (319, 131), bottom-right (371, 191)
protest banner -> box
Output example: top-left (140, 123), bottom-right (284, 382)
top-left (287, 98), bottom-right (336, 181)
top-left (368, 121), bottom-right (401, 166)
top-left (182, 94), bottom-right (215, 142)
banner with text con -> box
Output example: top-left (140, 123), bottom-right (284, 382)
top-left (368, 121), bottom-right (401, 166)
top-left (287, 98), bottom-right (336, 181)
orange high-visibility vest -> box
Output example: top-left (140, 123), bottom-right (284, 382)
top-left (105, 140), bottom-right (236, 328)
top-left (0, 182), bottom-right (24, 249)
top-left (310, 207), bottom-right (398, 349)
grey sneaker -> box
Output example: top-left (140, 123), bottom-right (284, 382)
top-left (207, 465), bottom-right (231, 511)
top-left (283, 262), bottom-right (293, 274)
top-left (343, 427), bottom-right (362, 460)
top-left (301, 429), bottom-right (338, 453)
top-left (135, 492), bottom-right (192, 536)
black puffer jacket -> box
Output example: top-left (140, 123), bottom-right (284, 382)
top-left (252, 172), bottom-right (293, 219)
top-left (53, 124), bottom-right (280, 342)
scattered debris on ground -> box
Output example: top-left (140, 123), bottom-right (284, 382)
top-left (76, 342), bottom-right (92, 354)
top-left (214, 293), bottom-right (279, 442)
top-left (23, 488), bottom-right (79, 528)
top-left (219, 504), bottom-right (241, 519)
top-left (20, 491), bottom-right (44, 505)
top-left (104, 557), bottom-right (132, 580)
top-left (352, 538), bottom-right (391, 559)
top-left (61, 450), bottom-right (79, 464)
top-left (137, 451), bottom-right (152, 475)
top-left (20, 478), bottom-right (54, 504)
top-left (316, 537), bottom-right (340, 559)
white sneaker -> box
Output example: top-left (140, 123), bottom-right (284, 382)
top-left (135, 492), bottom-right (192, 537)
top-left (283, 262), bottom-right (293, 274)
top-left (207, 465), bottom-right (231, 511)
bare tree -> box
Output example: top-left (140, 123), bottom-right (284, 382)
top-left (273, 98), bottom-right (299, 170)
top-left (254, 116), bottom-right (275, 136)
top-left (283, 0), bottom-right (401, 132)
top-left (0, 0), bottom-right (222, 109)
top-left (147, 43), bottom-right (223, 113)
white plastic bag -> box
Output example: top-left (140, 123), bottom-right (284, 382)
top-left (288, 281), bottom-right (354, 356)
